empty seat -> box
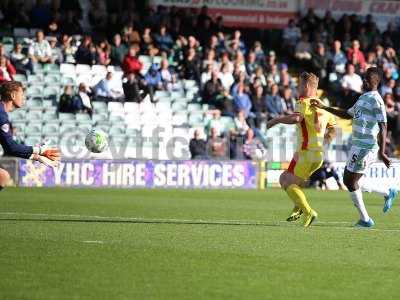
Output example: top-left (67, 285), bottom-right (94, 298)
top-left (171, 101), bottom-right (187, 111)
top-left (108, 102), bottom-right (123, 112)
top-left (59, 113), bottom-right (75, 121)
top-left (124, 102), bottom-right (140, 113)
top-left (171, 113), bottom-right (188, 126)
top-left (24, 136), bottom-right (41, 146)
top-left (76, 64), bottom-right (92, 74)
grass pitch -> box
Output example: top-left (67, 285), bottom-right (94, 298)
top-left (1, 188), bottom-right (400, 299)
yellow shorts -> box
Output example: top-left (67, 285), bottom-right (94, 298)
top-left (287, 150), bottom-right (324, 180)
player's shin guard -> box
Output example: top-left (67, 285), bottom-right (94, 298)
top-left (286, 184), bottom-right (311, 214)
top-left (350, 189), bottom-right (370, 222)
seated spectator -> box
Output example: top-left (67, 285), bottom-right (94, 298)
top-left (218, 62), bottom-right (234, 92)
top-left (232, 110), bottom-right (250, 137)
top-left (385, 93), bottom-right (400, 145)
top-left (94, 72), bottom-right (124, 102)
top-left (202, 71), bottom-right (224, 107)
top-left (233, 83), bottom-right (252, 118)
top-left (110, 34), bottom-right (128, 65)
top-left (380, 79), bottom-right (396, 97)
top-left (28, 30), bottom-right (53, 64)
top-left (294, 33), bottom-right (312, 61)
top-left (153, 25), bottom-right (174, 53)
top-left (75, 36), bottom-right (93, 65)
top-left (0, 56), bottom-right (16, 83)
top-left (202, 49), bottom-right (219, 72)
top-left (282, 19), bottom-right (301, 55)
top-left (265, 84), bottom-right (284, 119)
top-left (282, 87), bottom-right (296, 114)
top-left (266, 63), bottom-right (280, 85)
top-left (189, 129), bottom-right (207, 159)
top-left (181, 48), bottom-right (200, 82)
top-left (60, 34), bottom-right (77, 64)
top-left (48, 37), bottom-right (62, 64)
top-left (159, 59), bottom-right (175, 91)
top-left (59, 85), bottom-right (75, 113)
top-left (74, 83), bottom-right (93, 115)
top-left (311, 43), bottom-right (328, 85)
top-left (252, 41), bottom-right (265, 65)
top-left (201, 63), bottom-right (213, 86)
top-left (10, 43), bottom-right (34, 75)
top-left (245, 51), bottom-right (258, 76)
top-left (144, 64), bottom-right (163, 92)
top-left (251, 85), bottom-right (268, 128)
top-left (122, 45), bottom-right (143, 75)
top-left (242, 128), bottom-right (265, 160)
top-left (123, 73), bottom-right (147, 103)
top-left (340, 63), bottom-right (363, 107)
top-left (97, 39), bottom-right (111, 66)
top-left (206, 127), bottom-right (227, 158)
top-left (251, 66), bottom-right (267, 87)
top-left (205, 110), bottom-right (225, 137)
top-left (328, 40), bottom-right (347, 75)
top-left (347, 40), bottom-right (366, 71)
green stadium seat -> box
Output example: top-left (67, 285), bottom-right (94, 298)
top-left (24, 136), bottom-right (41, 146)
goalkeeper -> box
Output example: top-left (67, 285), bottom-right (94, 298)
top-left (0, 81), bottom-right (60, 191)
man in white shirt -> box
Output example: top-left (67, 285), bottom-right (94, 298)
top-left (28, 30), bottom-right (53, 63)
top-left (341, 63), bottom-right (363, 94)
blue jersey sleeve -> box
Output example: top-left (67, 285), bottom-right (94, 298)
top-left (0, 111), bottom-right (33, 159)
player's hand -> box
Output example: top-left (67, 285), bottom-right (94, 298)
top-left (379, 151), bottom-right (392, 168)
top-left (30, 154), bottom-right (60, 168)
top-left (310, 99), bottom-right (325, 109)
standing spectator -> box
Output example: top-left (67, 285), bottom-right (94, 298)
top-left (110, 34), bottom-right (128, 65)
top-left (10, 43), bottom-right (34, 75)
top-left (59, 85), bottom-right (75, 113)
top-left (94, 72), bottom-right (124, 102)
top-left (347, 40), bottom-right (366, 71)
top-left (189, 129), bottom-right (207, 159)
top-left (181, 48), bottom-right (200, 82)
top-left (265, 84), bottom-right (284, 119)
top-left (122, 45), bottom-right (143, 75)
top-left (123, 73), bottom-right (148, 103)
top-left (28, 30), bottom-right (53, 64)
top-left (74, 83), bottom-right (93, 115)
top-left (233, 83), bottom-right (252, 118)
top-left (0, 56), bottom-right (16, 83)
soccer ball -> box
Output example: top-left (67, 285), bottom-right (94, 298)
top-left (85, 129), bottom-right (108, 153)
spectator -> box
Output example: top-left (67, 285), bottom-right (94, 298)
top-left (385, 93), bottom-right (400, 146)
top-left (154, 25), bottom-right (174, 53)
top-left (309, 161), bottom-right (344, 190)
top-left (181, 48), bottom-right (200, 82)
top-left (347, 40), bottom-right (366, 71)
top-left (206, 127), bottom-right (227, 158)
top-left (328, 40), bottom-right (347, 75)
top-left (233, 83), bottom-right (252, 118)
top-left (251, 85), bottom-right (268, 128)
top-left (232, 110), bottom-right (250, 137)
top-left (265, 84), bottom-right (284, 119)
top-left (242, 128), bottom-right (265, 160)
top-left (75, 36), bottom-right (93, 65)
top-left (283, 19), bottom-right (301, 55)
top-left (295, 33), bottom-right (312, 62)
top-left (252, 41), bottom-right (265, 65)
top-left (380, 79), bottom-right (396, 98)
top-left (110, 34), bottom-right (128, 65)
top-left (28, 30), bottom-right (53, 64)
top-left (0, 56), bottom-right (16, 83)
top-left (74, 83), bottom-right (93, 115)
top-left (189, 129), bottom-right (207, 159)
top-left (10, 43), bottom-right (34, 75)
top-left (202, 71), bottom-right (224, 107)
top-left (48, 37), bottom-right (63, 64)
top-left (59, 85), bottom-right (75, 113)
top-left (159, 59), bottom-right (175, 91)
top-left (201, 63), bottom-right (214, 86)
top-left (281, 87), bottom-right (296, 114)
top-left (341, 63), bottom-right (363, 94)
top-left (245, 51), bottom-right (258, 76)
top-left (311, 43), bottom-right (328, 85)
top-left (94, 72), bottom-right (124, 102)
top-left (123, 73), bottom-right (148, 103)
top-left (122, 45), bottom-right (143, 75)
top-left (205, 110), bottom-right (225, 137)
top-left (96, 39), bottom-right (111, 66)
top-left (60, 34), bottom-right (76, 64)
top-left (219, 62), bottom-right (234, 92)
top-left (144, 64), bottom-right (163, 91)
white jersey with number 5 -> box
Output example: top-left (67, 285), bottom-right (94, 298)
top-left (347, 90), bottom-right (387, 150)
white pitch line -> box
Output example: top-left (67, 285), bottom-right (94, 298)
top-left (82, 240), bottom-right (104, 244)
top-left (1, 212), bottom-right (400, 232)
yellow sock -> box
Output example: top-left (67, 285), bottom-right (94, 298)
top-left (286, 184), bottom-right (312, 214)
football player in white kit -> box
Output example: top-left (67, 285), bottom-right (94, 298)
top-left (312, 67), bottom-right (398, 228)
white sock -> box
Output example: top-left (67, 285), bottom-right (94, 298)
top-left (350, 189), bottom-right (370, 222)
top-left (361, 185), bottom-right (389, 197)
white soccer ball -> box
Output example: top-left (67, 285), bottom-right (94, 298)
top-left (85, 129), bottom-right (108, 153)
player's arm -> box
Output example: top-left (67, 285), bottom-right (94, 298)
top-left (310, 99), bottom-right (353, 119)
top-left (378, 122), bottom-right (391, 168)
top-left (267, 112), bottom-right (303, 129)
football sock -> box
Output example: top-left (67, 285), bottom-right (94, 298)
top-left (350, 189), bottom-right (370, 222)
top-left (286, 184), bottom-right (311, 214)
top-left (361, 185), bottom-right (389, 197)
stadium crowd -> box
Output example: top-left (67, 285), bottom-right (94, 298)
top-left (0, 1), bottom-right (400, 158)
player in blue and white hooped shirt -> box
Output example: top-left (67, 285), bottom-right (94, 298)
top-left (0, 81), bottom-right (61, 191)
top-left (312, 67), bottom-right (398, 228)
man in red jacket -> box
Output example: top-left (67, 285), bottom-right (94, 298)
top-left (347, 40), bottom-right (366, 71)
top-left (122, 45), bottom-right (143, 75)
